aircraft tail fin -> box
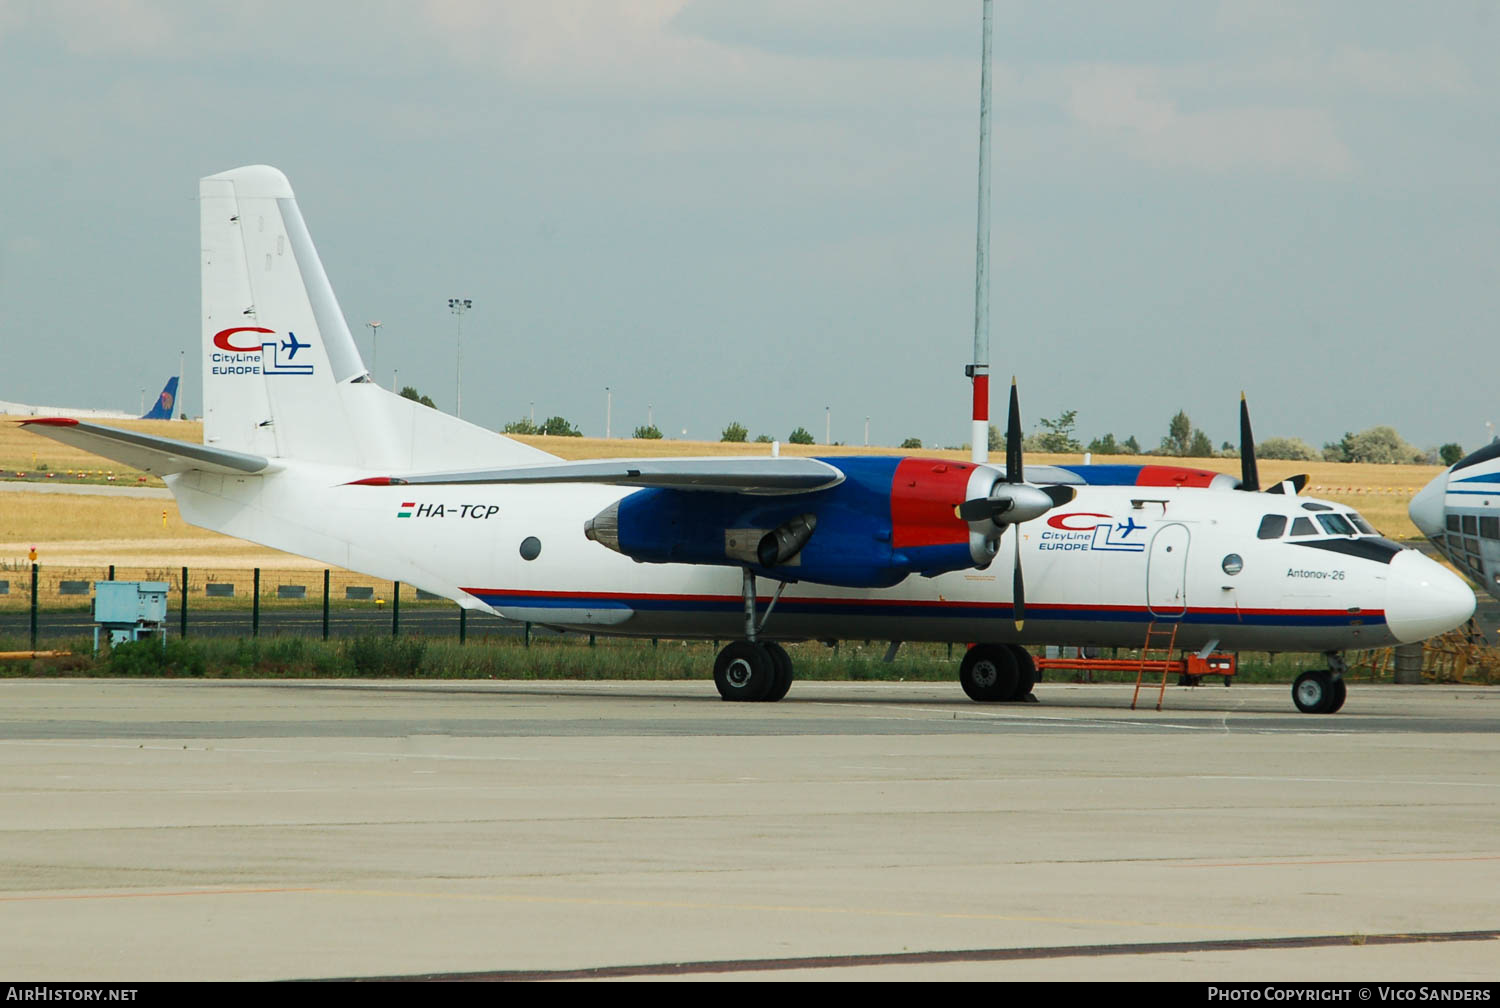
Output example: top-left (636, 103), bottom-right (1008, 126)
top-left (200, 165), bottom-right (553, 471)
top-left (140, 377), bottom-right (179, 420)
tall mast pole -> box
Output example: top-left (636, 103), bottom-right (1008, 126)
top-left (969, 0), bottom-right (993, 465)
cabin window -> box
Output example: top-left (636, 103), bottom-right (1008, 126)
top-left (1290, 517), bottom-right (1316, 536)
top-left (1316, 514), bottom-right (1357, 536)
top-left (1257, 514), bottom-right (1286, 539)
top-left (1222, 554), bottom-right (1243, 575)
top-left (519, 536), bottom-right (542, 561)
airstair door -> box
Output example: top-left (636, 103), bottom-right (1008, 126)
top-left (1147, 523), bottom-right (1189, 618)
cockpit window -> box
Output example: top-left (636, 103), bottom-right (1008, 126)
top-left (1316, 514), bottom-right (1358, 536)
top-left (1290, 516), bottom-right (1316, 536)
top-left (1346, 513), bottom-right (1377, 535)
top-left (1301, 502), bottom-right (1334, 512)
top-left (1482, 517), bottom-right (1500, 541)
top-left (1257, 514), bottom-right (1287, 539)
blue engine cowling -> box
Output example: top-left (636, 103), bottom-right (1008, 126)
top-left (583, 457), bottom-right (997, 589)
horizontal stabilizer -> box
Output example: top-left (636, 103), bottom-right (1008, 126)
top-left (348, 456), bottom-right (846, 495)
top-left (20, 418), bottom-right (272, 476)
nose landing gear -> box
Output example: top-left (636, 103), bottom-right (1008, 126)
top-left (1292, 652), bottom-right (1348, 714)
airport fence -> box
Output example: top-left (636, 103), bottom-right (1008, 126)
top-left (2, 562), bottom-right (1494, 685)
top-left (0, 562), bottom-right (496, 647)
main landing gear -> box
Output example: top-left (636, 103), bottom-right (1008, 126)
top-left (713, 570), bottom-right (795, 703)
top-left (959, 643), bottom-right (1037, 702)
top-left (1292, 651), bottom-right (1348, 714)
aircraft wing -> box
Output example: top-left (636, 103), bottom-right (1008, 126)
top-left (20, 418), bottom-right (272, 476)
top-left (348, 456), bottom-right (845, 495)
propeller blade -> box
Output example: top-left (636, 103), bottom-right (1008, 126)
top-left (1006, 377), bottom-right (1023, 482)
top-left (1265, 474), bottom-right (1309, 495)
top-left (1012, 527), bottom-right (1025, 631)
top-left (1042, 484), bottom-right (1076, 507)
top-left (1239, 392), bottom-right (1260, 493)
top-left (957, 497), bottom-right (1002, 522)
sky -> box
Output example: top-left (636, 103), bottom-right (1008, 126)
top-left (2, 1), bottom-right (1497, 453)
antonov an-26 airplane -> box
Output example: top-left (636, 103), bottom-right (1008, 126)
top-left (22, 166), bottom-right (1475, 714)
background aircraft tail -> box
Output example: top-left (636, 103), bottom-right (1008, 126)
top-left (140, 376), bottom-right (179, 420)
top-left (200, 165), bottom-right (552, 471)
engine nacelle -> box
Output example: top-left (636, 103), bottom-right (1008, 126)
top-left (583, 457), bottom-right (1007, 588)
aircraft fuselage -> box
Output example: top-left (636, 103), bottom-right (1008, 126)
top-left (171, 461), bottom-right (1466, 653)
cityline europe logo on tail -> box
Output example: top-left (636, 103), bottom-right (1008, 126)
top-left (211, 327), bottom-right (313, 376)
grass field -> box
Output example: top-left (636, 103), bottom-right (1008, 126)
top-left (0, 415), bottom-right (1442, 575)
top-left (0, 633), bottom-right (1356, 683)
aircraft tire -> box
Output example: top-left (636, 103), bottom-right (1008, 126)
top-left (960, 644), bottom-right (1018, 702)
top-left (1006, 645), bottom-right (1036, 701)
top-left (714, 641), bottom-right (775, 702)
top-left (761, 642), bottom-right (794, 702)
top-left (1325, 676), bottom-right (1347, 714)
top-left (1292, 669), bottom-right (1336, 714)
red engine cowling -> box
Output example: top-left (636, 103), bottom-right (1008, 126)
top-left (891, 458), bottom-right (1006, 567)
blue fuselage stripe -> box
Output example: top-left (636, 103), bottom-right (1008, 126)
top-left (467, 591), bottom-right (1383, 629)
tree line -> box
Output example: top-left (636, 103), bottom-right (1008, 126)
top-left (1013, 407), bottom-right (1465, 466)
top-left (401, 387), bottom-right (1465, 463)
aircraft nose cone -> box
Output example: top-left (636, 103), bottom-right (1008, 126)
top-left (1408, 471), bottom-right (1450, 540)
top-left (1385, 550), bottom-right (1474, 643)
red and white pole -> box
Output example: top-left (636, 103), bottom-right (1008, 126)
top-left (969, 0), bottom-right (993, 466)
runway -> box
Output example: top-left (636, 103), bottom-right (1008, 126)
top-left (0, 678), bottom-right (1495, 981)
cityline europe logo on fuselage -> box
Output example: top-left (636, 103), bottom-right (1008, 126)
top-left (211, 327), bottom-right (314, 376)
top-left (1040, 512), bottom-right (1147, 552)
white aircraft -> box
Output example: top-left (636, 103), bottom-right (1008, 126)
top-left (1409, 441), bottom-right (1500, 601)
top-left (22, 165), bottom-right (1475, 714)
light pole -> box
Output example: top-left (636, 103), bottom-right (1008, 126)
top-left (969, 0), bottom-right (994, 465)
top-left (448, 298), bottom-right (471, 418)
top-left (825, 405), bottom-right (831, 445)
top-left (139, 387), bottom-right (146, 416)
top-left (605, 387), bottom-right (612, 439)
top-left (365, 321), bottom-right (382, 383)
top-left (865, 416), bottom-right (870, 447)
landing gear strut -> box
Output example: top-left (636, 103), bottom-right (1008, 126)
top-left (1292, 651), bottom-right (1347, 714)
top-left (713, 569), bottom-right (794, 703)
